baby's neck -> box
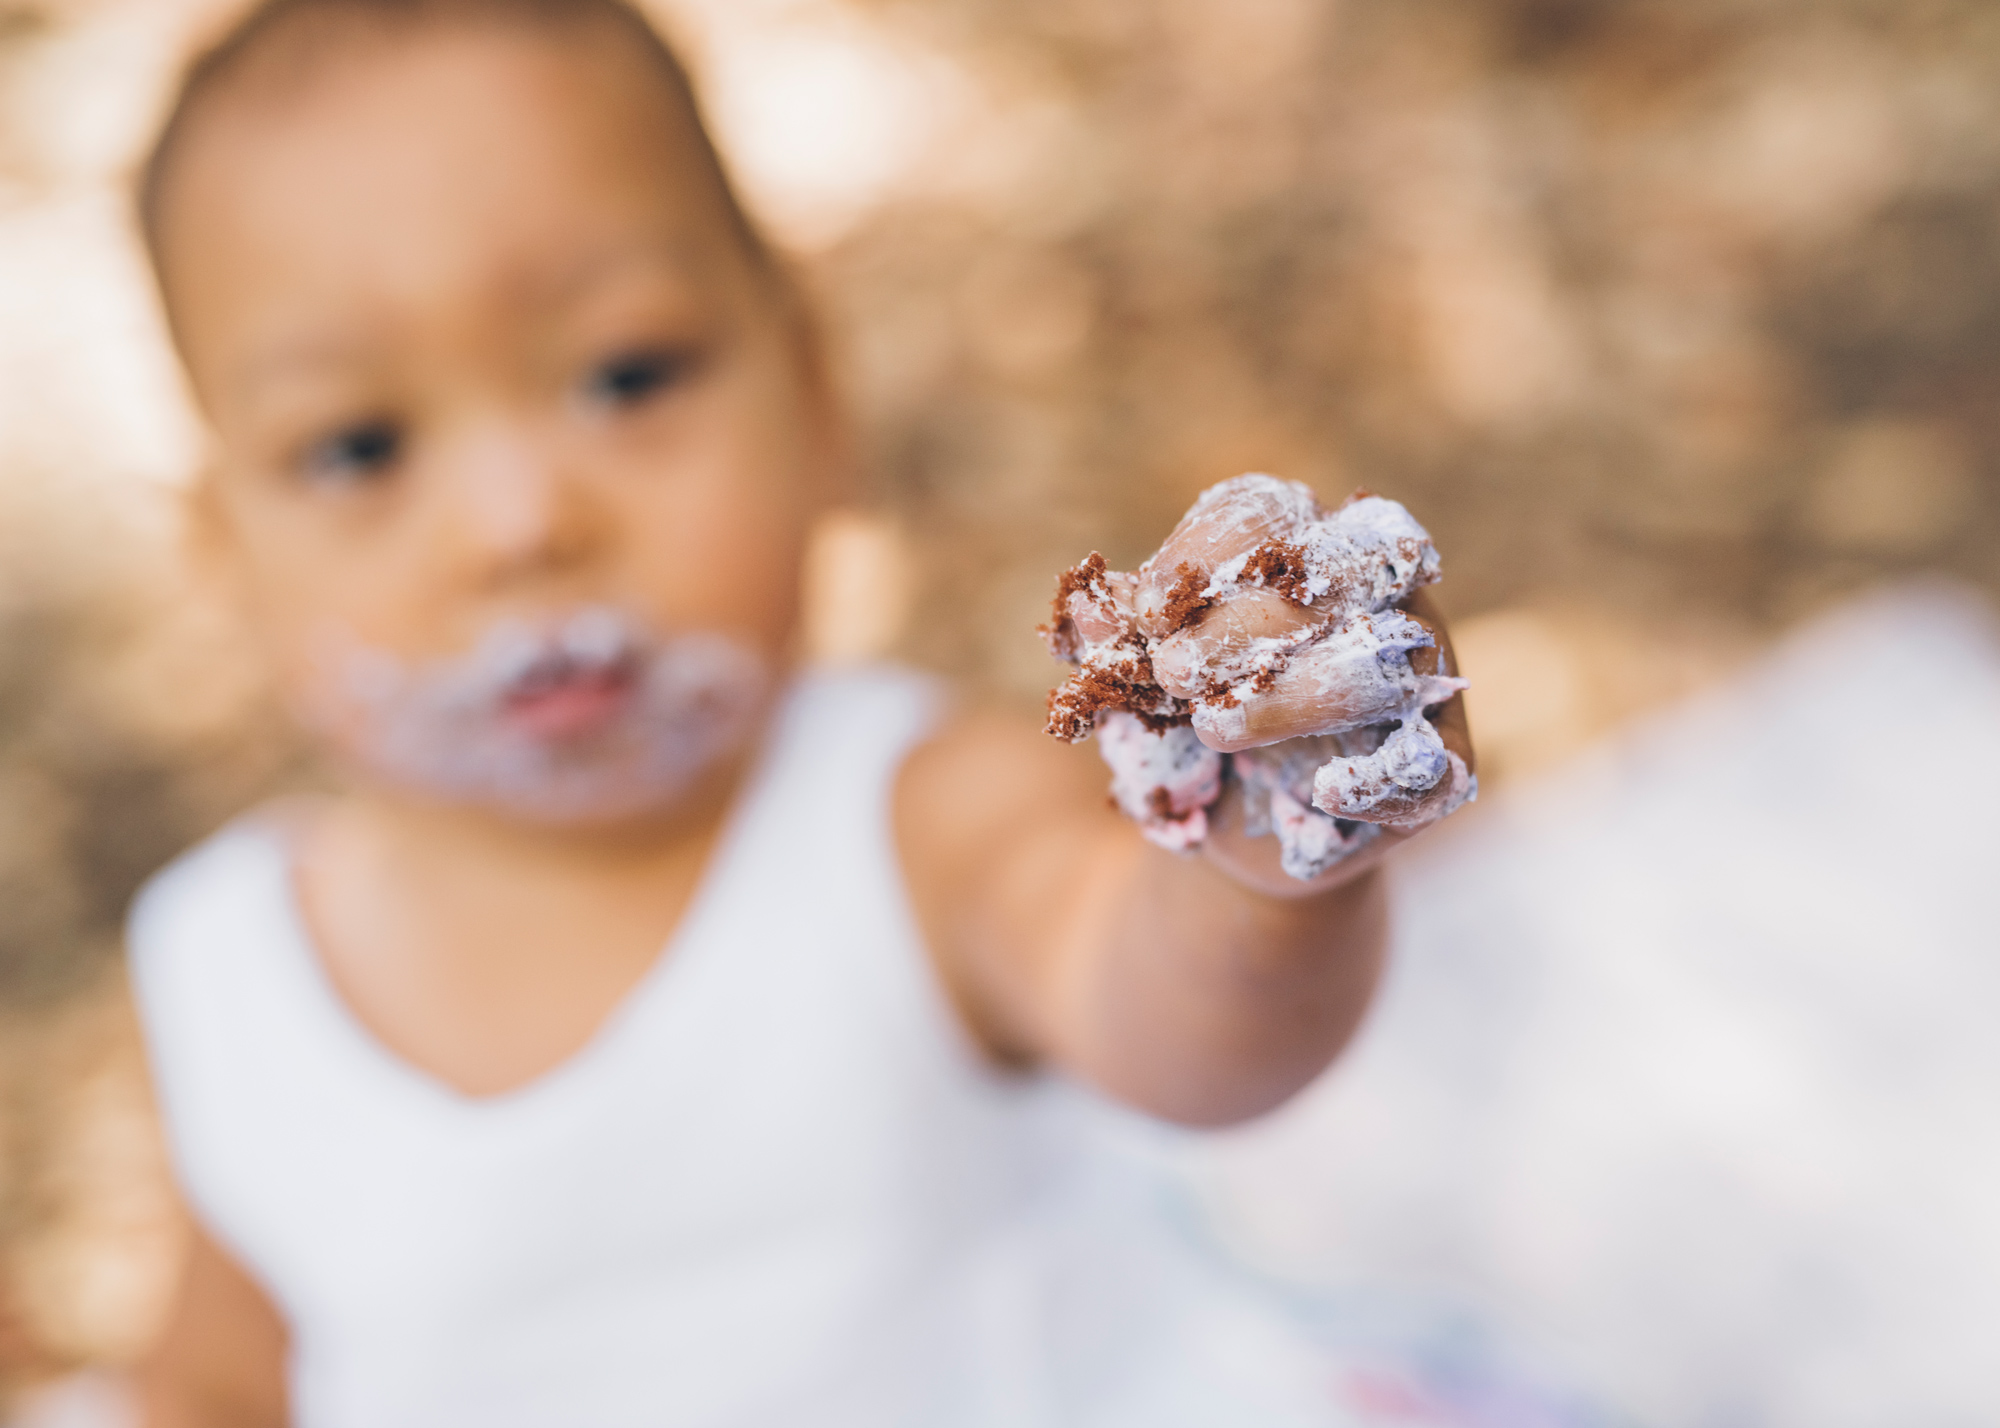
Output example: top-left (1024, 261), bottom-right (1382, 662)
top-left (290, 762), bottom-right (745, 1097)
top-left (362, 779), bottom-right (736, 881)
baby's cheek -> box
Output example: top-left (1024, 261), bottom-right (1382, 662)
top-left (623, 501), bottom-right (808, 649)
top-left (277, 627), bottom-right (387, 759)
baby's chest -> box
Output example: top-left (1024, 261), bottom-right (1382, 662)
top-left (233, 944), bottom-right (1041, 1349)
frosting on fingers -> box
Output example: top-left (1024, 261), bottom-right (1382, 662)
top-left (1040, 473), bottom-right (1473, 878)
top-left (1097, 713), bottom-right (1225, 852)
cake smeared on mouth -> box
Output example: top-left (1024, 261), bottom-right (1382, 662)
top-left (1040, 474), bottom-right (1474, 877)
top-left (494, 611), bottom-right (648, 739)
top-left (302, 606), bottom-right (770, 822)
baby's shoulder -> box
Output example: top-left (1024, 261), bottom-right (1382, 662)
top-left (126, 811), bottom-right (297, 986)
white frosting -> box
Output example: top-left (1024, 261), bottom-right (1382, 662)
top-left (1097, 713), bottom-right (1224, 852)
top-left (1189, 610), bottom-right (1460, 752)
top-left (1171, 487), bottom-right (1441, 619)
top-left (1046, 474), bottom-right (1473, 880)
top-left (1269, 788), bottom-right (1372, 881)
top-left (300, 606), bottom-right (770, 823)
top-left (1313, 719), bottom-right (1477, 829)
top-left (1297, 496), bottom-right (1443, 610)
top-left (1234, 738), bottom-right (1381, 879)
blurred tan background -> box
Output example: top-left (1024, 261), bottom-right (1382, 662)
top-left (1, 0), bottom-right (1995, 1415)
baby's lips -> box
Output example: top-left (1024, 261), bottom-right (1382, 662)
top-left (1134, 476), bottom-right (1318, 638)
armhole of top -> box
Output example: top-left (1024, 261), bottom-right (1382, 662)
top-left (853, 671), bottom-right (1033, 1074)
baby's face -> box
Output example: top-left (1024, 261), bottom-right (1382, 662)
top-left (158, 25), bottom-right (836, 822)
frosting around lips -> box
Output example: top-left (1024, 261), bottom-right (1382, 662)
top-left (299, 606), bottom-right (770, 823)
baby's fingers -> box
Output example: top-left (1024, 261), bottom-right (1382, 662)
top-left (1190, 611), bottom-right (1454, 753)
top-left (1151, 587), bottom-right (1320, 699)
top-left (1302, 595), bottom-right (1476, 829)
top-left (1312, 722), bottom-right (1472, 827)
top-left (1398, 589), bottom-right (1476, 782)
top-left (1135, 475), bottom-right (1316, 638)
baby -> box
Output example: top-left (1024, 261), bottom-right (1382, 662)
top-left (124, 1), bottom-right (1476, 1425)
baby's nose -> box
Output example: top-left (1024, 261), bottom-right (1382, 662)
top-left (446, 422), bottom-right (599, 572)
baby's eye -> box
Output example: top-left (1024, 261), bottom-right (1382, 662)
top-left (583, 349), bottom-right (696, 410)
top-left (301, 420), bottom-right (403, 487)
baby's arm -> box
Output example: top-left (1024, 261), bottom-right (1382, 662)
top-left (898, 477), bottom-right (1473, 1126)
top-left (899, 718), bottom-right (1397, 1125)
top-left (137, 1223), bottom-right (289, 1428)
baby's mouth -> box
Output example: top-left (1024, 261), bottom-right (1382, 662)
top-left (499, 654), bottom-right (639, 741)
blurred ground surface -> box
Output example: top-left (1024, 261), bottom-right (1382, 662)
top-left (0, 0), bottom-right (1995, 1418)
top-left (1188, 585), bottom-right (2000, 1427)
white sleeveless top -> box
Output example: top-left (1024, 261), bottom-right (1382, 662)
top-left (130, 669), bottom-right (1105, 1428)
top-left (131, 667), bottom-right (1501, 1428)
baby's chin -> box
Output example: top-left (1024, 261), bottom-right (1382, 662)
top-left (349, 734), bottom-right (758, 831)
top-left (371, 725), bottom-right (750, 826)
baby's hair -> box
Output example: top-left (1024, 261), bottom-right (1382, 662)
top-left (138, 0), bottom-right (771, 282)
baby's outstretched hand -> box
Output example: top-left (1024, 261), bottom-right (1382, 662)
top-left (1041, 474), bottom-right (1476, 884)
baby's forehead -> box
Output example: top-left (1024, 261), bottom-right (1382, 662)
top-left (149, 25), bottom-right (760, 411)
top-left (154, 21), bottom-right (743, 312)
top-left (186, 19), bottom-right (696, 175)
top-left (152, 12), bottom-right (733, 264)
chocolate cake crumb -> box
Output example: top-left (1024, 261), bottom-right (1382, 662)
top-left (1053, 552), bottom-right (1108, 611)
top-left (1045, 655), bottom-right (1190, 742)
top-left (1244, 538), bottom-right (1312, 603)
top-left (1250, 666), bottom-right (1279, 695)
top-left (1200, 677), bottom-right (1242, 711)
top-left (1038, 552), bottom-right (1110, 661)
top-left (1159, 562), bottom-right (1216, 632)
top-left (1145, 786), bottom-right (1175, 819)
